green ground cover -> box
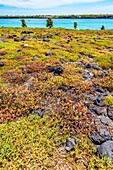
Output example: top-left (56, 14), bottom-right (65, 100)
top-left (0, 28), bottom-right (113, 169)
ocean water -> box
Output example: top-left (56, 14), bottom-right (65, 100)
top-left (0, 18), bottom-right (113, 30)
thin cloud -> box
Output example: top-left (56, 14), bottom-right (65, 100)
top-left (0, 0), bottom-right (103, 9)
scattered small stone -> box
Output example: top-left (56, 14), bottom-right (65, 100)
top-left (14, 38), bottom-right (20, 42)
top-left (20, 36), bottom-right (26, 41)
top-left (45, 52), bottom-right (53, 56)
top-left (46, 65), bottom-right (63, 75)
top-left (85, 63), bottom-right (92, 69)
top-left (32, 55), bottom-right (39, 61)
top-left (58, 85), bottom-right (68, 92)
top-left (12, 34), bottom-right (17, 37)
top-left (104, 46), bottom-right (113, 52)
top-left (7, 35), bottom-right (14, 38)
top-left (95, 86), bottom-right (105, 93)
top-left (29, 36), bottom-right (36, 39)
top-left (77, 61), bottom-right (85, 68)
top-left (22, 68), bottom-right (27, 74)
top-left (80, 52), bottom-right (86, 56)
top-left (83, 70), bottom-right (94, 80)
top-left (92, 65), bottom-right (102, 70)
top-left (54, 66), bottom-right (63, 76)
top-left (22, 44), bottom-right (29, 48)
top-left (0, 38), bottom-right (5, 42)
top-left (21, 30), bottom-right (33, 34)
top-left (107, 87), bottom-right (113, 93)
top-left (107, 107), bottom-right (113, 120)
top-left (88, 54), bottom-right (93, 58)
top-left (46, 66), bottom-right (55, 72)
top-left (99, 71), bottom-right (108, 78)
top-left (16, 49), bottom-right (21, 52)
top-left (43, 39), bottom-right (50, 42)
top-left (45, 34), bottom-right (53, 38)
top-left (0, 62), bottom-right (4, 67)
top-left (97, 140), bottom-right (113, 163)
top-left (66, 39), bottom-right (70, 43)
top-left (65, 138), bottom-right (76, 152)
top-left (68, 59), bottom-right (74, 63)
top-left (32, 108), bottom-right (45, 118)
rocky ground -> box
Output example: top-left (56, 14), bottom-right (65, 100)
top-left (77, 55), bottom-right (113, 161)
top-left (0, 28), bottom-right (113, 169)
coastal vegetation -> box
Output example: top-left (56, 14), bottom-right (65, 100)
top-left (74, 22), bottom-right (77, 29)
top-left (0, 27), bottom-right (113, 169)
top-left (1, 14), bottom-right (113, 19)
top-left (101, 25), bottom-right (105, 30)
top-left (20, 19), bottom-right (27, 28)
top-left (46, 18), bottom-right (53, 28)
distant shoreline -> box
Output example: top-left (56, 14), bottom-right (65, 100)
top-left (0, 14), bottom-right (113, 19)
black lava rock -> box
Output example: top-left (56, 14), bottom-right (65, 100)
top-left (99, 71), bottom-right (108, 78)
top-left (85, 63), bottom-right (92, 69)
top-left (90, 128), bottom-right (111, 145)
top-left (107, 87), bottom-right (113, 93)
top-left (43, 39), bottom-right (50, 42)
top-left (94, 95), bottom-right (105, 107)
top-left (58, 85), bottom-right (68, 92)
top-left (21, 31), bottom-right (33, 34)
top-left (7, 35), bottom-right (14, 38)
top-left (22, 68), bottom-right (27, 74)
top-left (0, 62), bottom-right (4, 67)
top-left (45, 34), bottom-right (53, 38)
top-left (88, 54), bottom-right (93, 58)
top-left (68, 59), bottom-right (74, 63)
top-left (45, 52), bottom-right (53, 56)
top-left (12, 34), bottom-right (17, 37)
top-left (20, 36), bottom-right (26, 41)
top-left (54, 66), bottom-right (63, 75)
top-left (97, 140), bottom-right (113, 163)
top-left (46, 65), bottom-right (63, 76)
top-left (14, 38), bottom-right (20, 42)
top-left (65, 138), bottom-right (76, 152)
top-left (46, 66), bottom-right (55, 72)
top-left (16, 49), bottom-right (21, 52)
top-left (92, 65), bottom-right (102, 70)
top-left (107, 107), bottom-right (113, 120)
top-left (100, 116), bottom-right (112, 126)
top-left (83, 70), bottom-right (94, 80)
top-left (95, 86), bottom-right (105, 93)
top-left (66, 39), bottom-right (70, 43)
top-left (80, 52), bottom-right (86, 56)
top-left (89, 105), bottom-right (105, 116)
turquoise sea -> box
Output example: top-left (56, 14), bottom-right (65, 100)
top-left (0, 18), bottom-right (113, 30)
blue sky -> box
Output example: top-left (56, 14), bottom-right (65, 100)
top-left (0, 0), bottom-right (113, 15)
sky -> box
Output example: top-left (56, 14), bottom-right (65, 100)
top-left (0, 0), bottom-right (113, 15)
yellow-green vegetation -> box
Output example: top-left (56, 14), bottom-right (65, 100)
top-left (0, 115), bottom-right (57, 169)
top-left (0, 28), bottom-right (113, 169)
top-left (104, 96), bottom-right (113, 107)
top-left (0, 115), bottom-right (112, 170)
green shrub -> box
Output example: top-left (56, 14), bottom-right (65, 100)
top-left (20, 19), bottom-right (27, 27)
top-left (46, 18), bottom-right (53, 28)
